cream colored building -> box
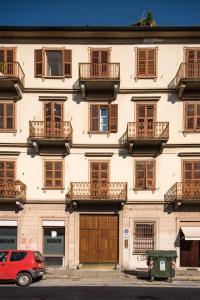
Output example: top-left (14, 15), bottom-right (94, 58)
top-left (0, 26), bottom-right (200, 269)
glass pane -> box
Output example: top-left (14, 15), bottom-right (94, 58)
top-left (46, 171), bottom-right (52, 179)
top-left (45, 162), bottom-right (52, 170)
top-left (55, 180), bottom-right (62, 186)
top-left (45, 180), bottom-right (52, 187)
top-left (187, 105), bottom-right (195, 116)
top-left (100, 108), bottom-right (108, 132)
top-left (46, 51), bottom-right (62, 76)
top-left (6, 118), bottom-right (13, 129)
top-left (55, 162), bottom-right (62, 170)
top-left (0, 50), bottom-right (4, 62)
top-left (0, 104), bottom-right (4, 117)
top-left (55, 171), bottom-right (61, 179)
top-left (6, 162), bottom-right (14, 169)
top-left (0, 118), bottom-right (4, 129)
top-left (6, 104), bottom-right (13, 116)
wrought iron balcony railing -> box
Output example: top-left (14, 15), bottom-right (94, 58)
top-left (29, 121), bottom-right (72, 140)
top-left (0, 180), bottom-right (26, 201)
top-left (175, 63), bottom-right (200, 86)
top-left (0, 61), bottom-right (25, 85)
top-left (67, 182), bottom-right (127, 201)
top-left (79, 63), bottom-right (120, 80)
top-left (127, 122), bottom-right (169, 141)
top-left (165, 182), bottom-right (200, 202)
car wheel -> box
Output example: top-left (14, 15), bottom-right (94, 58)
top-left (16, 272), bottom-right (32, 287)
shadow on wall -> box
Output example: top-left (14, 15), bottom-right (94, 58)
top-left (72, 79), bottom-right (82, 104)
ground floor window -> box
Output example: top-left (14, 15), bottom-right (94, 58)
top-left (43, 227), bottom-right (65, 267)
top-left (0, 227), bottom-right (17, 250)
top-left (134, 222), bottom-right (155, 253)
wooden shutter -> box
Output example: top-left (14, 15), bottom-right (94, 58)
top-left (34, 49), bottom-right (44, 77)
top-left (137, 49), bottom-right (146, 77)
top-left (146, 161), bottom-right (155, 190)
top-left (0, 161), bottom-right (15, 183)
top-left (183, 161), bottom-right (200, 183)
top-left (90, 105), bottom-right (99, 132)
top-left (0, 103), bottom-right (15, 131)
top-left (135, 161), bottom-right (155, 190)
top-left (185, 104), bottom-right (195, 131)
top-left (109, 104), bottom-right (118, 132)
top-left (44, 161), bottom-right (63, 188)
top-left (63, 49), bottom-right (72, 77)
top-left (137, 48), bottom-right (156, 77)
top-left (147, 49), bottom-right (156, 77)
top-left (136, 162), bottom-right (145, 189)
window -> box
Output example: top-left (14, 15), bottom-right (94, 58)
top-left (35, 48), bottom-right (72, 78)
top-left (90, 104), bottom-right (118, 133)
top-left (136, 48), bottom-right (157, 78)
top-left (0, 103), bottom-right (15, 131)
top-left (44, 161), bottom-right (63, 188)
top-left (0, 48), bottom-right (15, 76)
top-left (0, 161), bottom-right (15, 183)
top-left (184, 103), bottom-right (200, 132)
top-left (10, 251), bottom-right (27, 261)
top-left (134, 222), bottom-right (155, 253)
top-left (135, 161), bottom-right (155, 190)
top-left (183, 160), bottom-right (200, 183)
top-left (0, 251), bottom-right (8, 262)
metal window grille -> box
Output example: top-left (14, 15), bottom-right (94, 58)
top-left (134, 222), bottom-right (155, 253)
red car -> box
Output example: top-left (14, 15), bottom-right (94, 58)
top-left (0, 250), bottom-right (46, 287)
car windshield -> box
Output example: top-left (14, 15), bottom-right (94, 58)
top-left (34, 251), bottom-right (44, 262)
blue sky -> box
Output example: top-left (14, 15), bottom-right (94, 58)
top-left (0, 0), bottom-right (199, 27)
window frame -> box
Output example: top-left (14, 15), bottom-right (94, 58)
top-left (182, 159), bottom-right (200, 182)
top-left (34, 47), bottom-right (72, 79)
top-left (0, 102), bottom-right (16, 132)
top-left (133, 221), bottom-right (155, 254)
top-left (184, 102), bottom-right (200, 132)
top-left (135, 47), bottom-right (158, 79)
top-left (134, 160), bottom-right (156, 191)
top-left (88, 103), bottom-right (118, 134)
top-left (0, 160), bottom-right (16, 183)
top-left (43, 160), bottom-right (64, 190)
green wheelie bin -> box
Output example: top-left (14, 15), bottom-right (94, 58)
top-left (147, 250), bottom-right (177, 282)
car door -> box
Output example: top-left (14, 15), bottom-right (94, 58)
top-left (0, 251), bottom-right (9, 279)
top-left (5, 251), bottom-right (28, 279)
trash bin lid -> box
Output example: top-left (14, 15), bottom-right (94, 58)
top-left (147, 250), bottom-right (177, 258)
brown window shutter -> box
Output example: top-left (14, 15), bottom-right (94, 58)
top-left (135, 162), bottom-right (145, 189)
top-left (34, 49), bottom-right (43, 77)
top-left (0, 161), bottom-right (15, 183)
top-left (137, 49), bottom-right (146, 77)
top-left (146, 161), bottom-right (155, 190)
top-left (147, 49), bottom-right (156, 77)
top-left (109, 104), bottom-right (118, 132)
top-left (63, 49), bottom-right (72, 77)
top-left (185, 104), bottom-right (195, 131)
top-left (44, 161), bottom-right (63, 188)
top-left (90, 104), bottom-right (99, 132)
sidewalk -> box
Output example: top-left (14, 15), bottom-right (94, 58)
top-left (44, 267), bottom-right (200, 283)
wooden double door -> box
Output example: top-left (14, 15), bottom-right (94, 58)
top-left (136, 104), bottom-right (156, 138)
top-left (79, 215), bottom-right (118, 263)
top-left (90, 161), bottom-right (109, 198)
top-left (90, 49), bottom-right (110, 78)
top-left (44, 102), bottom-right (63, 137)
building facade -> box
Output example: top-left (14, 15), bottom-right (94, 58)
top-left (0, 26), bottom-right (200, 269)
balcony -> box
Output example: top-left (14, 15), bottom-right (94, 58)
top-left (29, 121), bottom-right (72, 154)
top-left (0, 62), bottom-right (25, 99)
top-left (0, 180), bottom-right (26, 203)
top-left (165, 182), bottom-right (200, 206)
top-left (176, 63), bottom-right (200, 99)
top-left (79, 63), bottom-right (120, 100)
top-left (126, 122), bottom-right (169, 155)
top-left (66, 182), bottom-right (127, 206)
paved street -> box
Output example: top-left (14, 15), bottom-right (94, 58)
top-left (0, 285), bottom-right (200, 300)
